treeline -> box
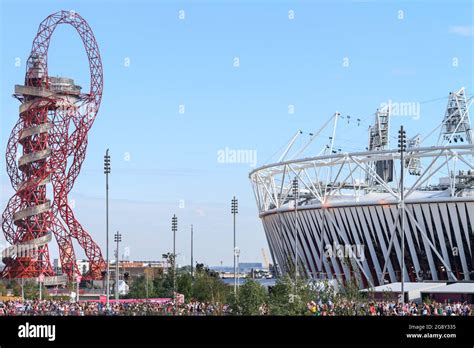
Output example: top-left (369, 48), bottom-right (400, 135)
top-left (127, 262), bottom-right (369, 315)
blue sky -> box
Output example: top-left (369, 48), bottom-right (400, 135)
top-left (0, 0), bottom-right (472, 267)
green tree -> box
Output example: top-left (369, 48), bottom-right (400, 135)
top-left (192, 272), bottom-right (228, 303)
top-left (0, 282), bottom-right (7, 296)
top-left (176, 273), bottom-right (193, 300)
top-left (233, 279), bottom-right (268, 315)
top-left (195, 263), bottom-right (220, 278)
top-left (152, 271), bottom-right (174, 298)
top-left (151, 276), bottom-right (168, 298)
top-left (24, 281), bottom-right (40, 299)
top-left (18, 280), bottom-right (53, 300)
top-left (127, 275), bottom-right (153, 299)
top-left (332, 278), bottom-right (369, 315)
top-left (268, 275), bottom-right (312, 315)
top-left (161, 252), bottom-right (178, 296)
top-left (10, 281), bottom-right (21, 297)
top-left (188, 262), bottom-right (229, 303)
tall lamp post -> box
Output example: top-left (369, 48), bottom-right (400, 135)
top-left (231, 196), bottom-right (238, 296)
top-left (398, 126), bottom-right (407, 304)
top-left (292, 178), bottom-right (299, 285)
top-left (171, 215), bottom-right (178, 307)
top-left (76, 274), bottom-right (81, 302)
top-left (114, 231), bottom-right (122, 300)
top-left (145, 266), bottom-right (149, 300)
top-left (190, 224), bottom-right (194, 279)
top-left (235, 247), bottom-right (240, 291)
top-left (104, 149), bottom-right (111, 309)
top-left (38, 273), bottom-right (44, 301)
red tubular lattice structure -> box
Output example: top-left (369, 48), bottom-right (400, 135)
top-left (2, 10), bottom-right (105, 281)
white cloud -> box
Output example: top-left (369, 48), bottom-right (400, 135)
top-left (449, 25), bottom-right (474, 37)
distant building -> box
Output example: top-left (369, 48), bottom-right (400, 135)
top-left (238, 263), bottom-right (263, 273)
top-left (77, 259), bottom-right (90, 275)
top-left (53, 258), bottom-right (60, 273)
top-left (53, 259), bottom-right (90, 276)
top-left (111, 260), bottom-right (170, 282)
top-left (210, 262), bottom-right (265, 273)
top-left (51, 259), bottom-right (169, 283)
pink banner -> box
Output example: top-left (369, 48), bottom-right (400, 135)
top-left (81, 298), bottom-right (172, 304)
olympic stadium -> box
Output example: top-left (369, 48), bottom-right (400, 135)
top-left (250, 88), bottom-right (474, 288)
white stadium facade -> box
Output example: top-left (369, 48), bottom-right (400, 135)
top-left (250, 88), bottom-right (474, 288)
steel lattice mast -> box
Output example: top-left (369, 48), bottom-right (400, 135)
top-left (1, 10), bottom-right (105, 281)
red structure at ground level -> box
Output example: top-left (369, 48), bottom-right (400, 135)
top-left (1, 10), bottom-right (105, 281)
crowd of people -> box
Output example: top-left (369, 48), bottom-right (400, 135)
top-left (110, 300), bottom-right (232, 316)
top-left (0, 299), bottom-right (232, 316)
top-left (0, 298), bottom-right (471, 316)
top-left (306, 299), bottom-right (472, 316)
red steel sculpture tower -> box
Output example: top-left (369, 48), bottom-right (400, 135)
top-left (1, 10), bottom-right (105, 281)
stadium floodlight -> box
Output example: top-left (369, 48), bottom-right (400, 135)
top-left (114, 231), bottom-right (122, 300)
top-left (171, 214), bottom-right (178, 311)
top-left (104, 149), bottom-right (111, 309)
top-left (231, 197), bottom-right (238, 295)
top-left (292, 178), bottom-right (299, 286)
top-left (398, 126), bottom-right (407, 304)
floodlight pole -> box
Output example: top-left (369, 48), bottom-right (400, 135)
top-left (231, 197), bottom-right (238, 296)
top-left (104, 149), bottom-right (111, 309)
top-left (398, 126), bottom-right (407, 304)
